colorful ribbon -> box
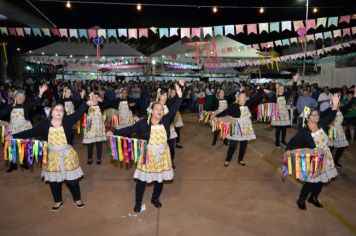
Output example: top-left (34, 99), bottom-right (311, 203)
top-left (257, 103), bottom-right (279, 123)
top-left (0, 125), bottom-right (9, 143)
top-left (3, 138), bottom-right (48, 165)
top-left (211, 117), bottom-right (240, 139)
top-left (107, 135), bottom-right (147, 164)
top-left (198, 111), bottom-right (215, 123)
top-left (282, 148), bottom-right (325, 182)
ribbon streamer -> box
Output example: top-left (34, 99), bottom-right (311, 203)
top-left (257, 103), bottom-right (279, 123)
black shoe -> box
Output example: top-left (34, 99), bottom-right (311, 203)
top-left (6, 163), bottom-right (17, 173)
top-left (96, 160), bottom-right (101, 165)
top-left (151, 199), bottom-right (162, 208)
top-left (296, 199), bottom-right (307, 210)
top-left (237, 161), bottom-right (246, 166)
top-left (334, 162), bottom-right (342, 168)
top-left (308, 197), bottom-right (323, 208)
top-left (223, 139), bottom-right (228, 145)
top-left (134, 204), bottom-right (141, 213)
top-left (74, 200), bottom-right (85, 209)
top-left (281, 141), bottom-right (287, 146)
top-left (211, 140), bottom-right (217, 146)
top-left (87, 159), bottom-right (93, 165)
top-left (51, 202), bottom-right (64, 212)
top-left (275, 145), bottom-right (281, 149)
top-left (176, 143), bottom-right (183, 149)
top-left (224, 161), bottom-right (229, 167)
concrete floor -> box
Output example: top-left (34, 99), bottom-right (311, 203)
top-left (0, 113), bottom-right (355, 236)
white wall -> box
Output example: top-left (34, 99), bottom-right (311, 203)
top-left (302, 62), bottom-right (356, 87)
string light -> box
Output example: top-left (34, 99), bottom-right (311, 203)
top-left (16, 48), bottom-right (21, 51)
top-left (32, 1), bottom-right (355, 9)
top-left (313, 7), bottom-right (318, 13)
top-left (212, 6), bottom-right (218, 13)
top-left (66, 1), bottom-right (71, 8)
top-left (136, 3), bottom-right (142, 11)
top-left (259, 7), bottom-right (264, 14)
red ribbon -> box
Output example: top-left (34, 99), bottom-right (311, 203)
top-left (123, 137), bottom-right (129, 163)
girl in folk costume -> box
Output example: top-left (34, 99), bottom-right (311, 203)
top-left (328, 92), bottom-right (349, 168)
top-left (83, 92), bottom-right (108, 165)
top-left (113, 88), bottom-right (136, 130)
top-left (10, 99), bottom-right (95, 211)
top-left (57, 87), bottom-right (86, 115)
top-left (215, 87), bottom-right (264, 167)
top-left (285, 94), bottom-right (340, 210)
top-left (270, 85), bottom-right (291, 148)
top-left (148, 88), bottom-right (178, 168)
top-left (110, 82), bottom-right (183, 213)
top-left (169, 88), bottom-right (184, 149)
top-left (211, 89), bottom-right (229, 146)
top-left (0, 84), bottom-right (48, 172)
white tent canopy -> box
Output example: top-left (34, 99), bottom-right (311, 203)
top-left (27, 40), bottom-right (144, 57)
top-left (151, 36), bottom-right (259, 58)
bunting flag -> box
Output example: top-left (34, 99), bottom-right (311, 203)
top-left (0, 27), bottom-right (8, 35)
top-left (306, 34), bottom-right (315, 42)
top-left (24, 28), bottom-right (32, 36)
top-left (98, 29), bottom-right (106, 38)
top-left (270, 22), bottom-right (280, 33)
top-left (107, 135), bottom-right (147, 164)
top-left (139, 28), bottom-right (148, 38)
top-left (128, 28), bottom-right (137, 39)
top-left (69, 29), bottom-right (78, 38)
top-left (281, 148), bottom-right (325, 182)
top-left (211, 118), bottom-right (240, 140)
top-left (203, 27), bottom-right (213, 37)
top-left (213, 26), bottom-right (223, 36)
top-left (259, 23), bottom-right (269, 34)
top-left (107, 29), bottom-right (117, 38)
top-left (169, 27), bottom-right (179, 37)
top-left (352, 27), bottom-right (356, 35)
top-left (323, 31), bottom-right (332, 39)
top-left (247, 24), bottom-right (257, 35)
top-left (0, 14), bottom-right (354, 39)
top-left (290, 37), bottom-right (298, 44)
top-left (343, 28), bottom-right (351, 36)
top-left (257, 103), bottom-right (279, 122)
top-left (315, 32), bottom-right (324, 40)
top-left (293, 21), bottom-right (304, 31)
top-left (224, 25), bottom-right (234, 36)
top-left (327, 16), bottom-right (339, 27)
top-left (33, 28), bottom-right (42, 37)
top-left (333, 29), bottom-right (342, 38)
top-left (3, 138), bottom-right (48, 166)
top-left (118, 28), bottom-right (127, 37)
top-left (274, 40), bottom-right (282, 47)
top-left (42, 28), bottom-right (51, 37)
top-left (180, 28), bottom-right (190, 38)
top-left (306, 19), bottom-right (316, 30)
top-left (16, 28), bottom-right (25, 37)
top-left (191, 27), bottom-right (201, 38)
top-left (59, 28), bottom-right (68, 37)
top-left (317, 17), bottom-right (327, 28)
top-left (235, 24), bottom-right (244, 34)
top-left (159, 28), bottom-right (169, 38)
top-left (339, 15), bottom-right (351, 24)
top-left (88, 28), bottom-right (97, 39)
top-left (51, 28), bottom-right (60, 37)
top-left (281, 21), bottom-right (292, 31)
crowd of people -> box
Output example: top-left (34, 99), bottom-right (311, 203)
top-left (0, 77), bottom-right (355, 212)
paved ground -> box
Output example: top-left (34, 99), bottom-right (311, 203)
top-left (0, 113), bottom-right (355, 236)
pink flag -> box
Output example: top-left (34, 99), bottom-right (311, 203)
top-left (235, 25), bottom-right (244, 34)
top-left (339, 15), bottom-right (351, 23)
top-left (139, 28), bottom-right (148, 38)
top-left (59, 28), bottom-right (68, 37)
top-left (260, 43), bottom-right (267, 49)
top-left (342, 28), bottom-right (351, 36)
top-left (128, 29), bottom-right (137, 39)
top-left (51, 28), bottom-right (60, 36)
top-left (8, 28), bottom-right (17, 36)
top-left (247, 24), bottom-right (257, 35)
top-left (191, 28), bottom-right (201, 38)
top-left (306, 19), bottom-right (316, 30)
top-left (293, 21), bottom-right (304, 31)
top-left (180, 28), bottom-right (190, 38)
top-left (15, 28), bottom-right (24, 37)
top-left (88, 29), bottom-right (97, 39)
